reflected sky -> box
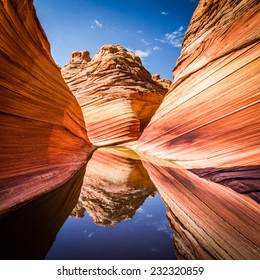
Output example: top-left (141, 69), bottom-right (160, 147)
top-left (46, 194), bottom-right (176, 260)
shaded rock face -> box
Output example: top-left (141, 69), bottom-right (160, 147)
top-left (62, 44), bottom-right (167, 146)
top-left (0, 0), bottom-right (94, 216)
top-left (139, 154), bottom-right (260, 259)
top-left (190, 165), bottom-right (260, 203)
top-left (134, 0), bottom-right (260, 170)
top-left (71, 147), bottom-right (156, 225)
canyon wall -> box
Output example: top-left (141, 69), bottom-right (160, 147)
top-left (135, 0), bottom-right (260, 170)
top-left (0, 0), bottom-right (94, 216)
top-left (62, 45), bottom-right (168, 146)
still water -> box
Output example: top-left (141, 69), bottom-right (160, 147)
top-left (46, 194), bottom-right (176, 260)
top-left (0, 147), bottom-right (176, 260)
top-left (0, 146), bottom-right (259, 259)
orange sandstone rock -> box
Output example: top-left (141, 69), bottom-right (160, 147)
top-left (62, 45), bottom-right (167, 146)
top-left (135, 0), bottom-right (260, 169)
top-left (0, 0), bottom-right (94, 217)
top-left (152, 74), bottom-right (171, 90)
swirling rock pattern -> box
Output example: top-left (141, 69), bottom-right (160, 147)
top-left (62, 45), bottom-right (167, 146)
top-left (135, 0), bottom-right (260, 170)
top-left (0, 0), bottom-right (94, 216)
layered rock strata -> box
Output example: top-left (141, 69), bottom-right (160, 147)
top-left (62, 45), bottom-right (167, 146)
top-left (191, 165), bottom-right (260, 203)
top-left (134, 0), bottom-right (260, 170)
top-left (71, 147), bottom-right (155, 225)
top-left (0, 0), bottom-right (94, 216)
top-left (140, 154), bottom-right (260, 259)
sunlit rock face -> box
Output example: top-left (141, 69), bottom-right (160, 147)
top-left (0, 0), bottom-right (94, 217)
top-left (135, 0), bottom-right (260, 169)
top-left (62, 44), bottom-right (167, 146)
top-left (152, 74), bottom-right (171, 90)
top-left (71, 147), bottom-right (155, 225)
top-left (140, 155), bottom-right (260, 259)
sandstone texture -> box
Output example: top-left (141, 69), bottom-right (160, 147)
top-left (71, 147), bottom-right (155, 225)
top-left (140, 154), bottom-right (260, 259)
top-left (191, 165), bottom-right (260, 203)
top-left (152, 74), bottom-right (171, 90)
top-left (134, 0), bottom-right (260, 171)
top-left (62, 45), bottom-right (167, 146)
top-left (0, 0), bottom-right (94, 217)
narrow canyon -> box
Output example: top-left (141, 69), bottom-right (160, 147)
top-left (0, 0), bottom-right (259, 260)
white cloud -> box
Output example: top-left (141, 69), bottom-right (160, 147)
top-left (94, 19), bottom-right (102, 28)
top-left (135, 50), bottom-right (150, 58)
top-left (153, 46), bottom-right (160, 51)
top-left (88, 232), bottom-right (95, 238)
top-left (140, 39), bottom-right (150, 46)
top-left (156, 26), bottom-right (185, 47)
top-left (161, 11), bottom-right (168, 15)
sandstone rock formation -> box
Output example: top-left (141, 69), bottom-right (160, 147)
top-left (62, 45), bottom-right (167, 146)
top-left (71, 147), bottom-right (155, 225)
top-left (191, 166), bottom-right (260, 203)
top-left (152, 74), bottom-right (171, 90)
top-left (134, 0), bottom-right (260, 171)
top-left (0, 0), bottom-right (94, 217)
top-left (140, 154), bottom-right (260, 259)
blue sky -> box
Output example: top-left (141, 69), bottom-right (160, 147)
top-left (34, 0), bottom-right (199, 80)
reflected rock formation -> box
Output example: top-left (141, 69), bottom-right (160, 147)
top-left (0, 164), bottom-right (86, 259)
top-left (71, 147), bottom-right (155, 225)
top-left (62, 45), bottom-right (167, 146)
top-left (140, 155), bottom-right (260, 259)
top-left (0, 0), bottom-right (94, 216)
top-left (134, 0), bottom-right (260, 170)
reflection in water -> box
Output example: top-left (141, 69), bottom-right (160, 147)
top-left (1, 146), bottom-right (259, 260)
top-left (0, 164), bottom-right (86, 259)
top-left (46, 147), bottom-right (176, 260)
top-left (71, 147), bottom-right (156, 225)
top-left (140, 154), bottom-right (260, 260)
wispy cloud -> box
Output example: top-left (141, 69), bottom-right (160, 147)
top-left (127, 47), bottom-right (150, 59)
top-left (88, 232), bottom-right (95, 238)
top-left (136, 207), bottom-right (144, 213)
top-left (140, 39), bottom-right (150, 46)
top-left (156, 26), bottom-right (184, 47)
top-left (161, 11), bottom-right (168, 15)
top-left (135, 50), bottom-right (150, 58)
top-left (153, 46), bottom-right (160, 51)
top-left (94, 19), bottom-right (102, 28)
